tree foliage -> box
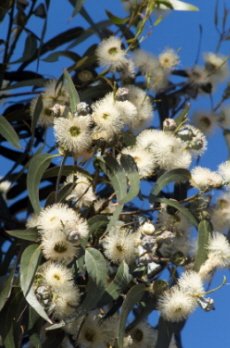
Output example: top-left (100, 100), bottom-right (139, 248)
top-left (0, 1), bottom-right (230, 347)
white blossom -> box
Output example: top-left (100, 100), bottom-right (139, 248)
top-left (54, 115), bottom-right (92, 155)
top-left (158, 287), bottom-right (197, 322)
top-left (96, 36), bottom-right (127, 70)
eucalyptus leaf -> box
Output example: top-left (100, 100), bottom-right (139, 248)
top-left (26, 287), bottom-right (53, 324)
top-left (20, 244), bottom-right (41, 297)
top-left (116, 284), bottom-right (146, 348)
top-left (175, 103), bottom-right (190, 126)
top-left (194, 219), bottom-right (212, 271)
top-left (0, 116), bottom-right (21, 149)
top-left (106, 10), bottom-right (128, 24)
top-left (27, 153), bottom-right (56, 213)
top-left (44, 51), bottom-right (80, 63)
top-left (99, 156), bottom-right (127, 203)
top-left (6, 228), bottom-right (38, 242)
top-left (152, 168), bottom-right (191, 196)
top-left (105, 261), bottom-right (132, 300)
top-left (120, 154), bottom-right (140, 202)
top-left (82, 248), bottom-right (108, 309)
top-left (157, 0), bottom-right (199, 11)
top-left (22, 33), bottom-right (38, 62)
top-left (64, 70), bottom-right (80, 113)
top-left (0, 267), bottom-right (15, 311)
top-left (151, 197), bottom-right (198, 227)
top-left (88, 215), bottom-right (109, 236)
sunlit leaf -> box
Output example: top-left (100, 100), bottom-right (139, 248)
top-left (175, 103), bottom-right (190, 126)
top-left (106, 10), bottom-right (128, 24)
top-left (0, 116), bottom-right (21, 149)
top-left (157, 0), bottom-right (199, 11)
top-left (64, 70), bottom-right (80, 113)
top-left (194, 219), bottom-right (212, 271)
top-left (120, 154), bottom-right (140, 202)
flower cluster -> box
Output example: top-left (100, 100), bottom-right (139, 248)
top-left (25, 33), bottom-right (230, 347)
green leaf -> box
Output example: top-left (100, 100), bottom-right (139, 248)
top-left (19, 27), bottom-right (84, 70)
top-left (158, 0), bottom-right (199, 11)
top-left (175, 103), bottom-right (190, 126)
top-left (71, 0), bottom-right (85, 17)
top-left (194, 219), bottom-right (212, 271)
top-left (106, 10), bottom-right (128, 24)
top-left (26, 287), bottom-right (52, 324)
top-left (64, 70), bottom-right (80, 113)
top-left (27, 153), bottom-right (56, 213)
top-left (31, 95), bottom-right (43, 138)
top-left (106, 204), bottom-right (123, 232)
top-left (0, 116), bottom-right (21, 149)
top-left (151, 197), bottom-right (198, 227)
top-left (45, 183), bottom-right (74, 206)
top-left (99, 156), bottom-right (127, 203)
top-left (83, 248), bottom-right (108, 309)
top-left (0, 267), bottom-right (15, 311)
top-left (20, 244), bottom-right (41, 297)
top-left (105, 262), bottom-right (132, 300)
top-left (43, 51), bottom-right (80, 63)
top-left (152, 169), bottom-right (191, 196)
top-left (120, 154), bottom-right (140, 202)
top-left (6, 228), bottom-right (38, 242)
top-left (155, 317), bottom-right (185, 348)
top-left (67, 20), bottom-right (111, 49)
top-left (85, 248), bottom-right (107, 287)
top-left (116, 284), bottom-right (146, 348)
top-left (88, 215), bottom-right (109, 237)
top-left (22, 33), bottom-right (38, 62)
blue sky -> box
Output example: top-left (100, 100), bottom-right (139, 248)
top-left (1, 1), bottom-right (230, 347)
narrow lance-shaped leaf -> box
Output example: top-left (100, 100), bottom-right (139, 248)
top-left (26, 288), bottom-right (53, 324)
top-left (105, 261), bottom-right (132, 300)
top-left (64, 70), bottom-right (80, 113)
top-left (27, 153), bottom-right (57, 213)
top-left (31, 95), bottom-right (43, 140)
top-left (174, 103), bottom-right (190, 126)
top-left (151, 168), bottom-right (191, 196)
top-left (71, 0), bottom-right (85, 17)
top-left (0, 267), bottom-right (15, 311)
top-left (151, 197), bottom-right (198, 227)
top-left (20, 244), bottom-right (41, 297)
top-left (22, 33), bottom-right (38, 62)
top-left (106, 10), bottom-right (128, 24)
top-left (157, 0), bottom-right (199, 11)
top-left (194, 219), bottom-right (212, 271)
top-left (155, 317), bottom-right (186, 348)
top-left (99, 156), bottom-right (127, 203)
top-left (0, 116), bottom-right (21, 149)
top-left (6, 228), bottom-right (38, 242)
top-left (120, 154), bottom-right (140, 202)
top-left (116, 284), bottom-right (146, 348)
top-left (19, 244), bottom-right (52, 323)
top-left (43, 50), bottom-right (80, 63)
top-left (82, 248), bottom-right (108, 309)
